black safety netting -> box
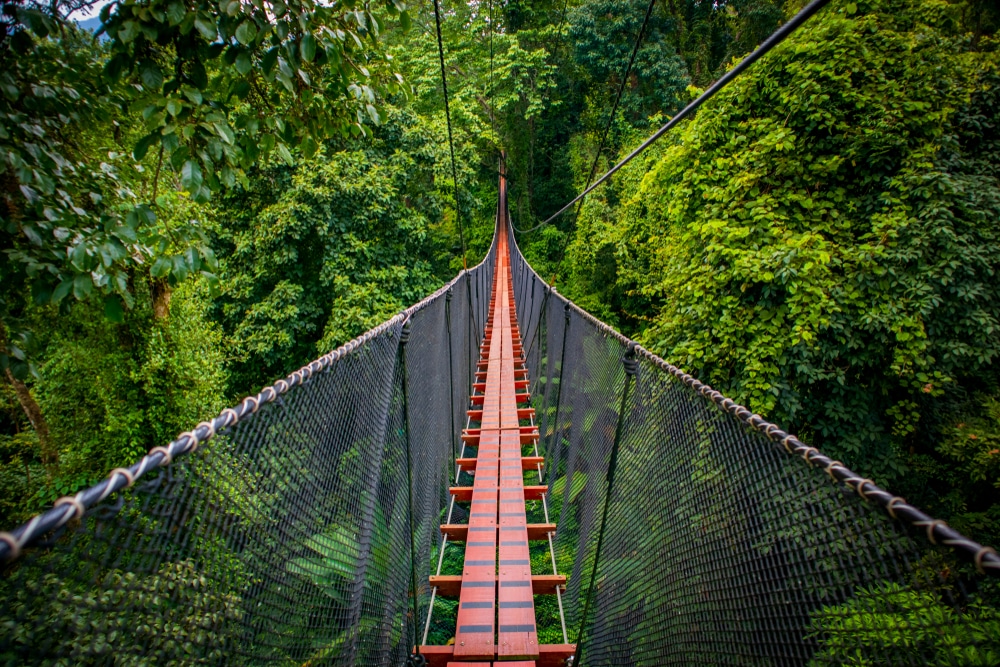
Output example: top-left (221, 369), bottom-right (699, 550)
top-left (0, 234), bottom-right (496, 665)
top-left (1, 201), bottom-right (999, 667)
top-left (508, 226), bottom-right (1000, 666)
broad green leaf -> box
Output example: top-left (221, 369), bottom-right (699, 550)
top-left (52, 280), bottom-right (72, 304)
top-left (172, 255), bottom-right (189, 282)
top-left (118, 20), bottom-right (140, 43)
top-left (300, 33), bottom-right (316, 62)
top-left (133, 132), bottom-right (160, 161)
top-left (140, 62), bottom-right (163, 89)
top-left (166, 2), bottom-right (186, 25)
top-left (150, 257), bottom-right (171, 278)
top-left (180, 160), bottom-right (203, 191)
top-left (277, 142), bottom-right (294, 165)
top-left (235, 20), bottom-right (257, 45)
top-left (214, 122), bottom-right (236, 145)
top-left (235, 51), bottom-right (252, 75)
top-left (73, 274), bottom-right (93, 300)
top-left (194, 15), bottom-right (217, 40)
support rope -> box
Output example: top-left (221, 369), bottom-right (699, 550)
top-left (537, 0), bottom-right (834, 227)
top-left (432, 0), bottom-right (466, 263)
top-left (399, 320), bottom-right (423, 660)
top-left (571, 343), bottom-right (638, 665)
top-left (510, 0), bottom-right (656, 235)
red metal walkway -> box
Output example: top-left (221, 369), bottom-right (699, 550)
top-left (419, 173), bottom-right (574, 666)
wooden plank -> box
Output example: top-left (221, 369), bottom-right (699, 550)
top-left (526, 574), bottom-right (566, 595)
top-left (536, 645), bottom-right (577, 667)
top-left (449, 485), bottom-right (547, 502)
top-left (453, 430), bottom-right (499, 660)
top-left (523, 485), bottom-right (548, 500)
top-left (456, 456), bottom-right (542, 472)
top-left (430, 574), bottom-right (565, 597)
top-left (439, 523), bottom-right (559, 543)
top-left (497, 429), bottom-right (538, 660)
top-left (524, 524), bottom-right (557, 540)
top-left (417, 644), bottom-right (574, 667)
top-left (415, 645), bottom-right (452, 666)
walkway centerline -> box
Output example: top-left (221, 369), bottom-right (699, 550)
top-left (419, 170), bottom-right (575, 667)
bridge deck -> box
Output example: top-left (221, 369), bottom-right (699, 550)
top-left (420, 173), bottom-right (574, 666)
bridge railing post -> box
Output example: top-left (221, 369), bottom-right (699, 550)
top-left (571, 342), bottom-right (639, 667)
top-left (546, 303), bottom-right (572, 462)
top-left (399, 319), bottom-right (424, 665)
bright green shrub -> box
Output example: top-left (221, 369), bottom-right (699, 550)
top-left (571, 0), bottom-right (1000, 509)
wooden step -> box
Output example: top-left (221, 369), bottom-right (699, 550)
top-left (440, 523), bottom-right (556, 542)
top-left (449, 486), bottom-right (547, 502)
top-left (417, 644), bottom-right (575, 667)
top-left (429, 574), bottom-right (565, 597)
top-left (461, 428), bottom-right (538, 446)
top-left (470, 393), bottom-right (530, 406)
top-left (455, 456), bottom-right (543, 471)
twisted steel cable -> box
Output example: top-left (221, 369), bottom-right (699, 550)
top-left (433, 0), bottom-right (466, 263)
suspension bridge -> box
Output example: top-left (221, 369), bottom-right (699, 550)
top-left (2, 0), bottom-right (1000, 662)
top-left (0, 161), bottom-right (997, 665)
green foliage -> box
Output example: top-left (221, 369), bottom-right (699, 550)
top-left (0, 27), bottom-right (217, 336)
top-left (0, 560), bottom-right (242, 664)
top-left (0, 278), bottom-right (227, 524)
top-left (807, 582), bottom-right (1000, 665)
top-left (213, 108), bottom-right (467, 392)
top-left (569, 0), bottom-right (1000, 510)
top-left (0, 0), bottom-right (408, 358)
top-left (99, 0), bottom-right (411, 200)
top-left (568, 0), bottom-right (690, 121)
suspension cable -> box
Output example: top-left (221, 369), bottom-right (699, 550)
top-left (537, 0), bottom-right (834, 227)
top-left (575, 0), bottom-right (656, 214)
top-left (432, 0), bottom-right (467, 263)
top-left (488, 0), bottom-right (496, 144)
top-left (510, 0), bottom-right (660, 236)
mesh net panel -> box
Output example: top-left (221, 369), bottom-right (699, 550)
top-left (1, 212), bottom-right (998, 666)
top-left (508, 230), bottom-right (1000, 667)
top-left (0, 240), bottom-right (495, 666)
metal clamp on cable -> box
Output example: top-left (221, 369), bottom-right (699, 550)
top-left (400, 319), bottom-right (411, 346)
top-left (406, 653), bottom-right (427, 667)
top-left (622, 342), bottom-right (639, 376)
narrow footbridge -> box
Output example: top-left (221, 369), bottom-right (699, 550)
top-left (0, 169), bottom-right (997, 666)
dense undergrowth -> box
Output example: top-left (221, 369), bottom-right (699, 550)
top-left (552, 0), bottom-right (1000, 553)
top-left (0, 0), bottom-right (999, 661)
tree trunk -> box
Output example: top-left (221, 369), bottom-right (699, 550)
top-left (152, 278), bottom-right (172, 319)
top-left (1, 323), bottom-right (58, 476)
top-left (4, 368), bottom-right (58, 475)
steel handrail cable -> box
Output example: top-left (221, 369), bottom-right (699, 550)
top-left (510, 0), bottom-right (662, 236)
top-left (572, 0), bottom-right (657, 220)
top-left (504, 194), bottom-right (1000, 576)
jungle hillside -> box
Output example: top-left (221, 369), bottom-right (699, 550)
top-left (0, 0), bottom-right (998, 611)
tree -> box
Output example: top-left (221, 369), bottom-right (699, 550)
top-left (566, 0), bottom-right (1000, 546)
top-left (212, 108), bottom-right (473, 393)
top-left (1, 0), bottom-right (411, 357)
